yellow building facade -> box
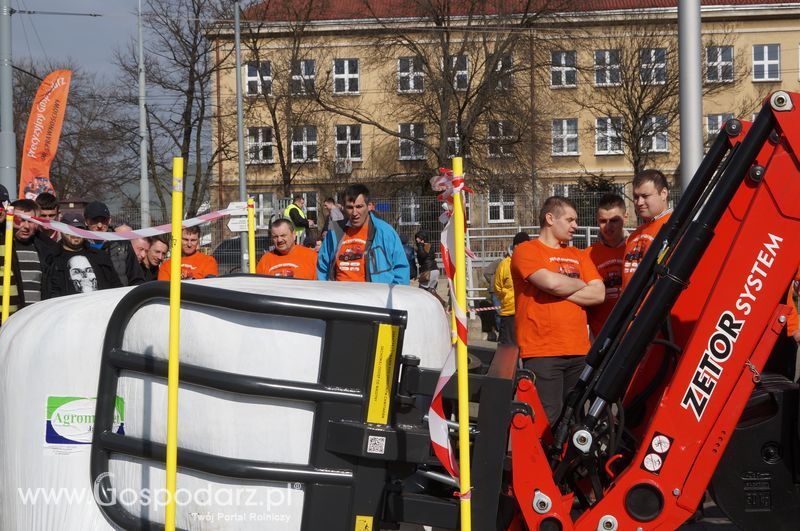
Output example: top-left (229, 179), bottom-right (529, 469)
top-left (209, 1), bottom-right (800, 226)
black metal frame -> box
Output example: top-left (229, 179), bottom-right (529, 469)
top-left (92, 281), bottom-right (521, 530)
top-left (91, 282), bottom-right (407, 530)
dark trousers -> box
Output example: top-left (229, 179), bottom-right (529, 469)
top-left (498, 315), bottom-right (516, 345)
top-left (522, 355), bottom-right (586, 426)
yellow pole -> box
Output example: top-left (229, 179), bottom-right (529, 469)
top-left (451, 157), bottom-right (472, 530)
top-left (165, 157), bottom-right (183, 531)
top-left (1, 208), bottom-right (14, 324)
top-left (247, 197), bottom-right (256, 273)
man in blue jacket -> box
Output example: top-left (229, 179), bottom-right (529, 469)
top-left (317, 184), bottom-right (409, 285)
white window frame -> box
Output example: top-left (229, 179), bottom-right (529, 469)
top-left (752, 44), bottom-right (780, 81)
top-left (706, 45), bottom-right (734, 83)
top-left (447, 121), bottom-right (461, 158)
top-left (551, 50), bottom-right (577, 88)
top-left (594, 49), bottom-right (621, 86)
top-left (398, 191), bottom-right (421, 226)
top-left (641, 115), bottom-right (668, 153)
top-left (639, 48), bottom-right (667, 85)
top-left (448, 55), bottom-right (469, 91)
top-left (245, 61), bottom-right (271, 96)
top-left (495, 54), bottom-right (513, 90)
top-left (399, 123), bottom-right (426, 160)
top-left (595, 117), bottom-right (623, 155)
top-left (291, 125), bottom-right (318, 163)
top-left (398, 56), bottom-right (424, 93)
top-left (706, 113), bottom-right (734, 143)
top-left (290, 59), bottom-right (316, 95)
top-left (335, 124), bottom-right (362, 161)
top-left (552, 118), bottom-right (579, 156)
top-left (333, 58), bottom-right (359, 94)
top-left (247, 126), bottom-right (274, 164)
top-left (488, 120), bottom-right (514, 158)
top-left (301, 191), bottom-right (318, 223)
top-left (487, 188), bottom-right (515, 224)
top-left (552, 183), bottom-right (581, 198)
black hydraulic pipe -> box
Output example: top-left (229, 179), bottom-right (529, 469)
top-left (585, 122), bottom-right (737, 369)
top-left (590, 103), bottom-right (775, 406)
top-left (550, 120), bottom-right (738, 446)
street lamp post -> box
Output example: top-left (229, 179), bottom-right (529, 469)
top-left (0, 0), bottom-right (16, 197)
top-left (234, 1), bottom-right (249, 272)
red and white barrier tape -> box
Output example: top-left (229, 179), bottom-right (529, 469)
top-left (472, 305), bottom-right (501, 313)
top-left (13, 206), bottom-right (245, 241)
top-left (426, 167), bottom-right (474, 483)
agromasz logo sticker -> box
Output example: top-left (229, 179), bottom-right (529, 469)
top-left (45, 396), bottom-right (125, 451)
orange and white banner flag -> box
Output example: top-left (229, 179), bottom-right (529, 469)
top-left (19, 70), bottom-right (72, 199)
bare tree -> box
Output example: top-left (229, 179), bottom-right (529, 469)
top-left (559, 20), bottom-right (750, 175)
top-left (114, 0), bottom-right (236, 217)
top-left (239, 0), bottom-right (330, 197)
top-left (12, 60), bottom-right (138, 200)
top-left (306, 0), bottom-right (566, 191)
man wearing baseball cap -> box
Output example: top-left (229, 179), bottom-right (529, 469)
top-left (43, 212), bottom-right (121, 298)
top-left (83, 200), bottom-right (144, 286)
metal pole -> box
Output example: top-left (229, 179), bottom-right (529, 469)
top-left (233, 1), bottom-right (248, 271)
top-left (678, 0), bottom-right (703, 191)
top-left (0, 0), bottom-right (17, 197)
top-left (138, 0), bottom-right (150, 228)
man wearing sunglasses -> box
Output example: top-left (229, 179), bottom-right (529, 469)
top-left (317, 184), bottom-right (409, 285)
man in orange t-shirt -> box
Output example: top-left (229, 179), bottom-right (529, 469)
top-left (511, 196), bottom-right (604, 424)
top-left (158, 225), bottom-right (218, 280)
top-left (622, 169), bottom-right (672, 289)
top-left (787, 265), bottom-right (800, 343)
top-left (585, 193), bottom-right (628, 338)
top-left (256, 219), bottom-right (317, 279)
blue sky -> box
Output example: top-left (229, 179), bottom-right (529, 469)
top-left (11, 1), bottom-right (138, 79)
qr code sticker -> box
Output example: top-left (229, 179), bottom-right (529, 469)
top-left (367, 435), bottom-right (386, 455)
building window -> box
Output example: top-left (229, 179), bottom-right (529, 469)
top-left (398, 56), bottom-right (424, 93)
top-left (333, 58), bottom-right (359, 94)
top-left (552, 118), bottom-right (579, 156)
top-left (551, 50), bottom-right (577, 87)
top-left (706, 46), bottom-right (733, 83)
top-left (447, 121), bottom-right (461, 158)
top-left (488, 188), bottom-right (515, 223)
top-left (398, 191), bottom-right (420, 226)
top-left (488, 120), bottom-right (514, 158)
top-left (596, 117), bottom-right (623, 155)
top-left (640, 48), bottom-right (667, 85)
top-left (753, 44), bottom-right (780, 81)
top-left (291, 125), bottom-right (318, 162)
top-left (449, 55), bottom-right (468, 90)
top-left (552, 183), bottom-right (580, 198)
top-left (594, 49), bottom-right (620, 86)
top-left (335, 124), bottom-right (361, 160)
top-left (290, 59), bottom-right (315, 95)
top-left (707, 113), bottom-right (734, 143)
top-left (399, 123), bottom-right (425, 160)
top-left (247, 126), bottom-right (274, 163)
top-left (246, 61), bottom-right (271, 95)
top-left (495, 54), bottom-right (513, 90)
top-left (641, 115), bottom-right (668, 153)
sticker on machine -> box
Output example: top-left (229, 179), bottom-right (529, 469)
top-left (639, 431), bottom-right (673, 475)
top-left (45, 396), bottom-right (125, 455)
